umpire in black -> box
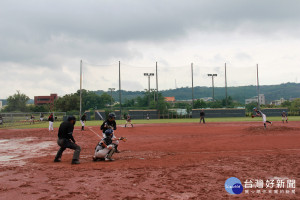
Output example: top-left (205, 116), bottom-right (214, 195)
top-left (54, 116), bottom-right (81, 164)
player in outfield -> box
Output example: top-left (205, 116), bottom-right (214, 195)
top-left (30, 114), bottom-right (35, 124)
top-left (80, 113), bottom-right (87, 131)
top-left (125, 114), bottom-right (133, 127)
top-left (281, 111), bottom-right (288, 123)
top-left (48, 113), bottom-right (54, 131)
top-left (100, 113), bottom-right (121, 153)
top-left (252, 107), bottom-right (272, 129)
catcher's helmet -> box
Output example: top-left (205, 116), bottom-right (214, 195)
top-left (108, 112), bottom-right (116, 119)
top-left (104, 129), bottom-right (113, 138)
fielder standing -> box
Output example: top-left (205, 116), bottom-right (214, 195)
top-left (40, 113), bottom-right (44, 121)
top-left (30, 114), bottom-right (35, 124)
top-left (80, 113), bottom-right (87, 131)
top-left (281, 111), bottom-right (288, 123)
top-left (48, 113), bottom-right (54, 131)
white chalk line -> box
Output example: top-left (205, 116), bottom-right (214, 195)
top-left (88, 127), bottom-right (102, 138)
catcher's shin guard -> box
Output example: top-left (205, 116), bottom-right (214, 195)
top-left (114, 144), bottom-right (121, 153)
top-left (106, 148), bottom-right (115, 160)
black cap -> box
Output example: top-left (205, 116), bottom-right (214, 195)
top-left (67, 116), bottom-right (76, 121)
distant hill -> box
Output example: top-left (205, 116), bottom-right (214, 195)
top-left (95, 82), bottom-right (300, 104)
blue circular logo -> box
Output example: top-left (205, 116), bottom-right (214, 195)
top-left (225, 177), bottom-right (243, 195)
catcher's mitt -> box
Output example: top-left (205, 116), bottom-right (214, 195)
top-left (119, 137), bottom-right (127, 142)
top-left (251, 115), bottom-right (255, 118)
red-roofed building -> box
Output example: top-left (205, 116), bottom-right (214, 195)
top-left (34, 94), bottom-right (58, 106)
top-left (164, 97), bottom-right (176, 102)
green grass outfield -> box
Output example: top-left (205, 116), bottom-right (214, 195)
top-left (1, 116), bottom-right (299, 129)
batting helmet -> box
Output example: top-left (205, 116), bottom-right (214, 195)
top-left (253, 107), bottom-right (257, 110)
top-left (108, 113), bottom-right (116, 119)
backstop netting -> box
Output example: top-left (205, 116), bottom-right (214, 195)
top-left (81, 61), bottom-right (259, 117)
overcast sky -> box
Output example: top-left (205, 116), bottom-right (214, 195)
top-left (1, 0), bottom-right (300, 99)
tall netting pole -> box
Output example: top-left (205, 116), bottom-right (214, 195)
top-left (191, 63), bottom-right (194, 109)
top-left (257, 64), bottom-right (260, 109)
top-left (79, 60), bottom-right (82, 118)
top-left (225, 63), bottom-right (228, 107)
top-left (119, 61), bottom-right (122, 120)
top-left (156, 62), bottom-right (159, 116)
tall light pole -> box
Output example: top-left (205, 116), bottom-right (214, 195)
top-left (108, 88), bottom-right (115, 110)
top-left (207, 74), bottom-right (217, 101)
top-left (144, 73), bottom-right (155, 106)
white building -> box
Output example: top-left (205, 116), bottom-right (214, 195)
top-left (200, 97), bottom-right (213, 102)
top-left (270, 98), bottom-right (286, 106)
top-left (245, 94), bottom-right (265, 105)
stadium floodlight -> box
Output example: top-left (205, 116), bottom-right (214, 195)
top-left (144, 73), bottom-right (155, 106)
top-left (108, 88), bottom-right (115, 110)
top-left (207, 74), bottom-right (217, 101)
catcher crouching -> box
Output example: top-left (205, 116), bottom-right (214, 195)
top-left (93, 129), bottom-right (127, 161)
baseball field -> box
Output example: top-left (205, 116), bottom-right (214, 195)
top-left (0, 119), bottom-right (299, 199)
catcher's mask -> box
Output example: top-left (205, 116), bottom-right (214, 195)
top-left (104, 129), bottom-right (113, 138)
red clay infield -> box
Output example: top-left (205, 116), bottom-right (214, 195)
top-left (0, 121), bottom-right (299, 199)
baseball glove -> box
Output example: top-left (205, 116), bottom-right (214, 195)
top-left (251, 115), bottom-right (255, 118)
top-left (119, 137), bottom-right (127, 142)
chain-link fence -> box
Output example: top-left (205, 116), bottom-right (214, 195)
top-left (0, 112), bottom-right (66, 128)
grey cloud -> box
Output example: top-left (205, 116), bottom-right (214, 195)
top-left (235, 52), bottom-right (252, 61)
top-left (2, 0), bottom-right (300, 43)
top-left (1, 0), bottom-right (300, 66)
top-left (1, 0), bottom-right (300, 98)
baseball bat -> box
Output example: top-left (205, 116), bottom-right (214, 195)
top-left (96, 111), bottom-right (104, 121)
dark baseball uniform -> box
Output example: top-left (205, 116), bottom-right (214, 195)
top-left (54, 121), bottom-right (81, 162)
